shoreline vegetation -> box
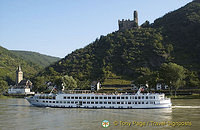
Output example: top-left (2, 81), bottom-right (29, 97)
top-left (1, 94), bottom-right (200, 99)
top-left (167, 94), bottom-right (200, 99)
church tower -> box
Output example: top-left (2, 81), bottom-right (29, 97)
top-left (16, 65), bottom-right (23, 85)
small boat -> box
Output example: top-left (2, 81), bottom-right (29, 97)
top-left (26, 87), bottom-right (171, 109)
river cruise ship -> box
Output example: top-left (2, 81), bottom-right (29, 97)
top-left (26, 88), bottom-right (172, 109)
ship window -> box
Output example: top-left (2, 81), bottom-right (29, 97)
top-left (46, 101), bottom-right (48, 103)
top-left (83, 102), bottom-right (86, 104)
top-left (153, 96), bottom-right (155, 99)
top-left (71, 101), bottom-right (74, 104)
top-left (91, 97), bottom-right (94, 99)
top-left (87, 102), bottom-right (90, 104)
top-left (112, 97), bottom-right (116, 99)
top-left (87, 97), bottom-right (90, 99)
top-left (150, 96), bottom-right (152, 99)
top-left (99, 102), bottom-right (102, 104)
top-left (83, 97), bottom-right (86, 99)
top-left (112, 102), bottom-right (116, 104)
top-left (104, 97), bottom-right (107, 99)
top-left (91, 102), bottom-right (94, 104)
top-left (60, 101), bottom-right (62, 103)
top-left (67, 97), bottom-right (70, 99)
top-left (56, 101), bottom-right (59, 103)
top-left (142, 102), bottom-right (144, 104)
top-left (75, 101), bottom-right (78, 104)
top-left (49, 101), bottom-right (52, 103)
top-left (135, 97), bottom-right (137, 99)
top-left (142, 96), bottom-right (144, 99)
top-left (79, 97), bottom-right (82, 99)
top-left (95, 102), bottom-right (98, 104)
top-left (128, 102), bottom-right (131, 104)
top-left (100, 97), bottom-right (103, 99)
top-left (67, 101), bottom-right (70, 104)
top-left (146, 96), bottom-right (148, 99)
top-left (117, 102), bottom-right (120, 104)
top-left (43, 101), bottom-right (45, 103)
top-left (121, 102), bottom-right (124, 104)
top-left (64, 101), bottom-right (66, 103)
top-left (95, 97), bottom-right (98, 99)
top-left (108, 102), bottom-right (111, 104)
top-left (53, 97), bottom-right (55, 99)
top-left (53, 101), bottom-right (55, 103)
top-left (146, 102), bottom-right (148, 104)
top-left (138, 96), bottom-right (141, 99)
top-left (117, 97), bottom-right (120, 99)
top-left (121, 97), bottom-right (124, 99)
top-left (108, 97), bottom-right (111, 99)
top-left (71, 97), bottom-right (74, 99)
top-left (104, 102), bottom-right (107, 104)
top-left (63, 97), bottom-right (66, 99)
top-left (138, 102), bottom-right (141, 104)
top-left (135, 102), bottom-right (137, 104)
top-left (75, 97), bottom-right (78, 99)
top-left (126, 97), bottom-right (128, 99)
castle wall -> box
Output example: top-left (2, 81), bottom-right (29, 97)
top-left (118, 11), bottom-right (139, 31)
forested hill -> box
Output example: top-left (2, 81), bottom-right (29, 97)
top-left (41, 28), bottom-right (171, 81)
top-left (153, 0), bottom-right (200, 71)
top-left (12, 51), bottom-right (60, 68)
top-left (0, 46), bottom-right (41, 85)
top-left (39, 0), bottom-right (200, 87)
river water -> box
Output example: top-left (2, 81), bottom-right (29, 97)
top-left (0, 98), bottom-right (199, 130)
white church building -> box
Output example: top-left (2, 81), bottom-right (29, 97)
top-left (8, 66), bottom-right (35, 95)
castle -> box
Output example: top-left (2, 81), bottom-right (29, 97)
top-left (118, 11), bottom-right (139, 30)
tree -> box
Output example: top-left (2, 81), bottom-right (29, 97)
top-left (0, 80), bottom-right (8, 94)
top-left (135, 68), bottom-right (159, 91)
top-left (159, 63), bottom-right (186, 96)
top-left (33, 76), bottom-right (46, 92)
top-left (185, 71), bottom-right (200, 88)
top-left (62, 75), bottom-right (77, 90)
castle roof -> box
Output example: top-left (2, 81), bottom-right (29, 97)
top-left (18, 79), bottom-right (32, 86)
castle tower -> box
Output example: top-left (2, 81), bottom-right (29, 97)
top-left (134, 10), bottom-right (138, 26)
top-left (16, 65), bottom-right (23, 85)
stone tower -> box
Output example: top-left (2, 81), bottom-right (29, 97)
top-left (118, 10), bottom-right (139, 30)
top-left (134, 11), bottom-right (138, 26)
top-left (16, 65), bottom-right (23, 85)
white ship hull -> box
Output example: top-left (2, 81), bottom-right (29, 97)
top-left (26, 93), bottom-right (172, 109)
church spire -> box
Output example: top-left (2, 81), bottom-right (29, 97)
top-left (16, 65), bottom-right (23, 85)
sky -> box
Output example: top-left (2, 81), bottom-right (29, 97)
top-left (0, 0), bottom-right (192, 58)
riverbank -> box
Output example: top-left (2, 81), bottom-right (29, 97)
top-left (0, 95), bottom-right (10, 99)
top-left (167, 94), bottom-right (200, 99)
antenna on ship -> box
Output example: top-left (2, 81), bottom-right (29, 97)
top-left (49, 86), bottom-right (57, 95)
top-left (136, 87), bottom-right (144, 95)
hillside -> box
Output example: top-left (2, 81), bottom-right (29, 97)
top-left (0, 46), bottom-right (41, 85)
top-left (153, 0), bottom-right (200, 70)
top-left (40, 28), bottom-right (171, 81)
top-left (12, 51), bottom-right (60, 68)
top-left (38, 0), bottom-right (200, 89)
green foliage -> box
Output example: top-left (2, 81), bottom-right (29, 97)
top-left (12, 51), bottom-right (60, 68)
top-left (35, 0), bottom-right (200, 90)
top-left (154, 0), bottom-right (200, 71)
top-left (0, 80), bottom-right (8, 94)
top-left (159, 63), bottom-right (186, 95)
top-left (0, 46), bottom-right (41, 85)
top-left (62, 75), bottom-right (77, 90)
top-left (41, 28), bottom-right (170, 82)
